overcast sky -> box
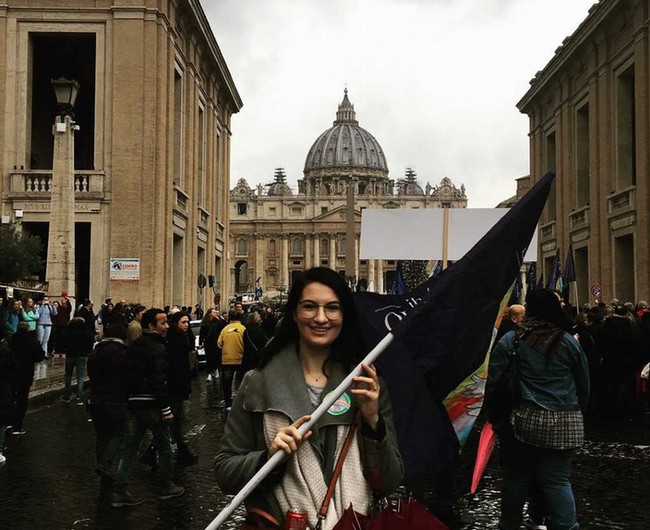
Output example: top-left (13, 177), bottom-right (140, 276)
top-left (205, 0), bottom-right (595, 207)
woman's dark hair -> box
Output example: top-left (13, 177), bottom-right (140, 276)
top-left (259, 267), bottom-right (365, 371)
top-left (525, 288), bottom-right (572, 331)
top-left (169, 311), bottom-right (188, 327)
top-left (200, 307), bottom-right (215, 326)
top-left (104, 324), bottom-right (127, 340)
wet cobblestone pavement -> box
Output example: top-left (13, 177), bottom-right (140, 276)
top-left (1, 375), bottom-right (649, 530)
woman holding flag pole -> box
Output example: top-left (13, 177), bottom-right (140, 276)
top-left (214, 267), bottom-right (403, 530)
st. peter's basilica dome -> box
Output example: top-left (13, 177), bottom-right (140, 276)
top-left (303, 90), bottom-right (389, 181)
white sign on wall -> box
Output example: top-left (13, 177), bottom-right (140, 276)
top-left (109, 258), bottom-right (140, 281)
top-left (360, 208), bottom-right (538, 262)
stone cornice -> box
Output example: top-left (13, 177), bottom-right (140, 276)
top-left (185, 0), bottom-right (243, 112)
top-left (517, 0), bottom-right (622, 113)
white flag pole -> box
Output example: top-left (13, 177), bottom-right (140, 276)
top-left (205, 332), bottom-right (396, 530)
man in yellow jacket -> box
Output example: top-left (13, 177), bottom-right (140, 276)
top-left (217, 310), bottom-right (246, 410)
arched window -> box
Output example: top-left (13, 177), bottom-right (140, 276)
top-left (237, 238), bottom-right (247, 255)
top-left (321, 238), bottom-right (329, 256)
top-left (291, 238), bottom-right (303, 255)
top-left (269, 239), bottom-right (276, 255)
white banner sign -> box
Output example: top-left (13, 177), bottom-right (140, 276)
top-left (109, 258), bottom-right (140, 281)
top-left (360, 208), bottom-right (537, 262)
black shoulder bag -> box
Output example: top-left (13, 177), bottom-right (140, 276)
top-left (486, 337), bottom-right (521, 432)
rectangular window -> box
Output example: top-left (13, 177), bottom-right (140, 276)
top-left (237, 203), bottom-right (247, 215)
top-left (269, 207), bottom-right (277, 217)
top-left (545, 131), bottom-right (557, 221)
top-left (197, 106), bottom-right (205, 205)
top-left (616, 64), bottom-right (636, 189)
top-left (544, 255), bottom-right (554, 285)
top-left (173, 70), bottom-right (184, 186)
top-left (172, 234), bottom-right (185, 305)
top-left (614, 234), bottom-right (635, 302)
top-left (321, 260), bottom-right (328, 266)
top-left (575, 103), bottom-right (590, 207)
top-left (574, 246), bottom-right (589, 304)
top-left (321, 206), bottom-right (328, 215)
top-left (291, 206), bottom-right (303, 215)
top-left (292, 260), bottom-right (301, 266)
top-left (30, 33), bottom-right (96, 169)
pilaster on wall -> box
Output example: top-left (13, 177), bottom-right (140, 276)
top-left (634, 29), bottom-right (650, 299)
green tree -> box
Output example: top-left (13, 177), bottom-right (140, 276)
top-left (0, 225), bottom-right (44, 284)
top-left (401, 260), bottom-right (430, 291)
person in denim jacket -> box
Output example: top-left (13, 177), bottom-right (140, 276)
top-left (487, 289), bottom-right (589, 530)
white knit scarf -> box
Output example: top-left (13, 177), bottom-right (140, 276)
top-left (263, 411), bottom-right (373, 530)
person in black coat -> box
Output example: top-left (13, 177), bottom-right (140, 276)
top-left (241, 312), bottom-right (268, 375)
top-left (8, 322), bottom-right (44, 434)
top-left (75, 299), bottom-right (97, 338)
top-left (88, 324), bottom-right (128, 490)
top-left (61, 317), bottom-right (95, 402)
top-left (598, 305), bottom-right (646, 420)
top-left (166, 312), bottom-right (197, 466)
top-left (0, 333), bottom-right (15, 463)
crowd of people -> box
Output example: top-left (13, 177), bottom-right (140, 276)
top-left (496, 294), bottom-right (650, 422)
top-left (1, 276), bottom-right (649, 528)
top-left (0, 291), bottom-right (282, 493)
top-left (486, 291), bottom-right (650, 530)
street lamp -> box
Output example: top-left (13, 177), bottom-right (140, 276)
top-left (51, 78), bottom-right (80, 118)
top-left (45, 78), bottom-right (80, 305)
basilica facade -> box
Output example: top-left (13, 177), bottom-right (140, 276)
top-left (228, 91), bottom-right (467, 299)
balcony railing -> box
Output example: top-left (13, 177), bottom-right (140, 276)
top-left (9, 170), bottom-right (104, 196)
top-left (608, 187), bottom-right (635, 215)
top-left (539, 221), bottom-right (556, 241)
top-left (569, 206), bottom-right (589, 230)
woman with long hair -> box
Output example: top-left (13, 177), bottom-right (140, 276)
top-left (487, 289), bottom-right (590, 530)
top-left (215, 267), bottom-right (403, 530)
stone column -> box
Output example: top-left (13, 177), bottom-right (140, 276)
top-left (255, 234), bottom-right (265, 290)
top-left (377, 259), bottom-right (384, 293)
top-left (354, 235), bottom-right (360, 281)
top-left (46, 115), bottom-right (76, 304)
top-left (305, 234), bottom-right (312, 269)
top-left (313, 235), bottom-right (320, 266)
top-left (329, 236), bottom-right (337, 271)
top-left (281, 235), bottom-right (289, 287)
top-left (368, 259), bottom-right (376, 292)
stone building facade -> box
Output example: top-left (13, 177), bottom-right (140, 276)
top-left (228, 91), bottom-right (467, 298)
top-left (0, 0), bottom-right (241, 307)
top-left (518, 0), bottom-right (650, 304)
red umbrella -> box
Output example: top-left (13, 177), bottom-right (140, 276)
top-left (470, 421), bottom-right (497, 495)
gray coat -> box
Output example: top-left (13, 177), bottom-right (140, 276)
top-left (214, 343), bottom-right (403, 522)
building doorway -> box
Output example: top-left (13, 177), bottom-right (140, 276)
top-left (234, 260), bottom-right (249, 294)
top-left (21, 222), bottom-right (49, 282)
top-left (75, 223), bottom-right (91, 304)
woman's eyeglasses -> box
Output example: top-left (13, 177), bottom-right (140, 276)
top-left (297, 301), bottom-right (342, 320)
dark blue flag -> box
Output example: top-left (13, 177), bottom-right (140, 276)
top-left (526, 262), bottom-right (537, 292)
top-left (562, 244), bottom-right (576, 302)
top-left (546, 249), bottom-right (561, 290)
top-left (431, 261), bottom-right (443, 277)
top-left (353, 173), bottom-right (554, 479)
top-left (508, 273), bottom-right (523, 306)
top-left (390, 261), bottom-right (407, 295)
